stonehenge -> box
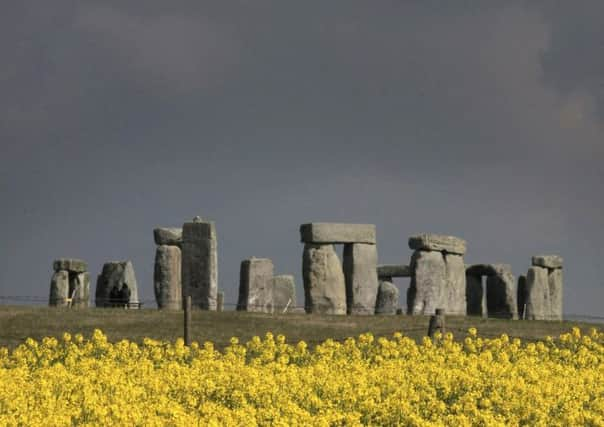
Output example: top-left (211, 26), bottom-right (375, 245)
top-left (407, 234), bottom-right (467, 316)
top-left (524, 255), bottom-right (563, 320)
top-left (237, 257), bottom-right (274, 313)
top-left (181, 217), bottom-right (218, 310)
top-left (301, 223), bottom-right (378, 315)
top-left (153, 228), bottom-right (182, 310)
top-left (465, 264), bottom-right (518, 319)
top-left (273, 275), bottom-right (296, 313)
top-left (49, 258), bottom-right (90, 307)
top-left (375, 280), bottom-right (399, 315)
top-left (95, 261), bottom-right (139, 307)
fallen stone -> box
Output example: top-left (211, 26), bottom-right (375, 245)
top-left (95, 261), bottom-right (139, 307)
top-left (465, 273), bottom-right (483, 316)
top-left (272, 275), bottom-right (296, 313)
top-left (302, 243), bottom-right (346, 314)
top-left (548, 269), bottom-right (563, 321)
top-left (343, 243), bottom-right (379, 315)
top-left (444, 254), bottom-right (467, 315)
top-left (377, 264), bottom-right (411, 278)
top-left (408, 234), bottom-right (467, 255)
top-left (532, 255), bottom-right (563, 269)
top-left (407, 250), bottom-right (446, 315)
top-left (525, 266), bottom-right (550, 320)
top-left (485, 264), bottom-right (517, 319)
top-left (237, 258), bottom-right (274, 313)
top-left (154, 245), bottom-right (182, 310)
top-left (49, 270), bottom-right (69, 307)
top-left (375, 281), bottom-right (398, 315)
top-left (53, 258), bottom-right (88, 273)
top-left (153, 228), bottom-right (183, 246)
top-left (300, 223), bottom-right (376, 244)
top-left (182, 219), bottom-right (218, 310)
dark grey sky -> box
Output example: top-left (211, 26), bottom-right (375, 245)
top-left (1, 1), bottom-right (603, 315)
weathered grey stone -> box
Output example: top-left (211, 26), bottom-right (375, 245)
top-left (53, 258), bottom-right (88, 273)
top-left (343, 243), bottom-right (379, 315)
top-left (300, 223), bottom-right (376, 244)
top-left (377, 264), bottom-right (411, 278)
top-left (71, 272), bottom-right (90, 308)
top-left (154, 245), bottom-right (182, 310)
top-left (272, 275), bottom-right (296, 313)
top-left (465, 274), bottom-right (483, 316)
top-left (181, 219), bottom-right (218, 310)
top-left (517, 275), bottom-right (527, 318)
top-left (302, 243), bottom-right (346, 314)
top-left (49, 270), bottom-right (69, 307)
top-left (485, 264), bottom-right (517, 319)
top-left (525, 266), bottom-right (550, 320)
top-left (375, 280), bottom-right (398, 315)
top-left (153, 228), bottom-right (183, 246)
top-left (237, 258), bottom-right (274, 313)
top-left (532, 255), bottom-right (563, 269)
top-left (408, 234), bottom-right (467, 255)
top-left (407, 250), bottom-right (446, 315)
top-left (548, 269), bottom-right (563, 321)
top-left (444, 254), bottom-right (466, 315)
top-left (466, 264), bottom-right (498, 277)
top-left (95, 261), bottom-right (139, 307)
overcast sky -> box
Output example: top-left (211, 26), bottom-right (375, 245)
top-left (1, 1), bottom-right (603, 316)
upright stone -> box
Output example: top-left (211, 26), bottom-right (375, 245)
top-left (272, 275), bottom-right (296, 313)
top-left (181, 219), bottom-right (218, 310)
top-left (95, 261), bottom-right (139, 307)
top-left (343, 243), bottom-right (379, 315)
top-left (71, 272), bottom-right (90, 308)
top-left (525, 266), bottom-right (549, 320)
top-left (465, 273), bottom-right (483, 316)
top-left (302, 243), bottom-right (346, 314)
top-left (548, 269), bottom-right (563, 321)
top-left (49, 270), bottom-right (69, 307)
top-left (237, 258), bottom-right (274, 313)
top-left (375, 281), bottom-right (398, 315)
top-left (517, 275), bottom-right (527, 318)
top-left (444, 254), bottom-right (466, 315)
top-left (485, 264), bottom-right (517, 319)
top-left (407, 250), bottom-right (446, 315)
top-left (154, 245), bottom-right (182, 310)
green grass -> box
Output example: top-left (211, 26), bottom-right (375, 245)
top-left (0, 305), bottom-right (600, 350)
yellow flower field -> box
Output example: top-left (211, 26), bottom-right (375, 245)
top-left (0, 327), bottom-right (602, 426)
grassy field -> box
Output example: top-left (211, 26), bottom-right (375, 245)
top-left (0, 305), bottom-right (601, 349)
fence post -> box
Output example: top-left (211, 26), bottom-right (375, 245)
top-left (184, 295), bottom-right (192, 346)
top-left (217, 292), bottom-right (224, 313)
top-left (427, 308), bottom-right (446, 338)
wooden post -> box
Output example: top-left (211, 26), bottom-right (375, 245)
top-left (184, 295), bottom-right (192, 346)
top-left (217, 292), bottom-right (224, 312)
top-left (427, 308), bottom-right (446, 338)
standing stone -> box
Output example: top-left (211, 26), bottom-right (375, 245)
top-left (71, 272), bottom-right (90, 308)
top-left (408, 250), bottom-right (446, 315)
top-left (49, 270), bottom-right (69, 307)
top-left (375, 281), bottom-right (398, 315)
top-left (95, 261), bottom-right (139, 307)
top-left (181, 219), bottom-right (218, 310)
top-left (237, 258), bottom-right (274, 313)
top-left (466, 273), bottom-right (483, 316)
top-left (302, 243), bottom-right (346, 314)
top-left (485, 264), bottom-right (517, 319)
top-left (272, 275), bottom-right (296, 313)
top-left (343, 243), bottom-right (379, 315)
top-left (444, 254), bottom-right (466, 315)
top-left (154, 245), bottom-right (182, 310)
top-left (517, 275), bottom-right (527, 318)
top-left (525, 266), bottom-right (550, 320)
top-left (548, 268), bottom-right (563, 321)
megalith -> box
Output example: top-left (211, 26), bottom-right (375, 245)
top-left (375, 280), bottom-right (398, 315)
top-left (181, 217), bottom-right (218, 310)
top-left (525, 255), bottom-right (563, 320)
top-left (154, 245), bottom-right (182, 310)
top-left (49, 270), bottom-right (69, 307)
top-left (408, 250), bottom-right (446, 315)
top-left (465, 272), bottom-right (483, 316)
top-left (95, 261), bottom-right (139, 307)
top-left (485, 264), bottom-right (517, 319)
top-left (237, 257), bottom-right (274, 313)
top-left (49, 258), bottom-right (90, 307)
top-left (343, 243), bottom-right (379, 315)
top-left (302, 243), bottom-right (346, 314)
top-left (272, 275), bottom-right (296, 313)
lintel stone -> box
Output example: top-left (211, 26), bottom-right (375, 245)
top-left (53, 258), bottom-right (88, 273)
top-left (153, 228), bottom-right (183, 246)
top-left (532, 255), bottom-right (563, 269)
top-left (300, 223), bottom-right (376, 244)
top-left (408, 234), bottom-right (466, 255)
top-left (377, 264), bottom-right (411, 278)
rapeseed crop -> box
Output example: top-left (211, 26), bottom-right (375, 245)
top-left (0, 327), bottom-right (602, 426)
